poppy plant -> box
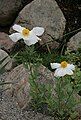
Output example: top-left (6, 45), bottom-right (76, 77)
top-left (50, 61), bottom-right (75, 77)
top-left (9, 24), bottom-right (44, 46)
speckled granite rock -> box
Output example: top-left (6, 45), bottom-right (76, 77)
top-left (4, 64), bottom-right (55, 108)
top-left (4, 64), bottom-right (30, 108)
top-left (67, 32), bottom-right (81, 51)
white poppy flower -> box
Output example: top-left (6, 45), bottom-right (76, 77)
top-left (9, 24), bottom-right (44, 46)
top-left (50, 61), bottom-right (75, 77)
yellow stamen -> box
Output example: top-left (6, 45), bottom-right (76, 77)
top-left (22, 28), bottom-right (30, 36)
top-left (61, 61), bottom-right (68, 68)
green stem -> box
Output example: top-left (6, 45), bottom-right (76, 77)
top-left (57, 77), bottom-right (65, 119)
top-left (65, 89), bottom-right (74, 105)
top-left (46, 43), bottom-right (51, 54)
top-left (29, 63), bottom-right (40, 93)
top-left (62, 28), bottom-right (81, 38)
top-left (48, 27), bottom-right (81, 41)
top-left (58, 78), bottom-right (61, 114)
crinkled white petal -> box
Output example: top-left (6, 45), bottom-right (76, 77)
top-left (23, 33), bottom-right (38, 46)
top-left (13, 24), bottom-right (25, 33)
top-left (67, 64), bottom-right (75, 70)
top-left (50, 63), bottom-right (61, 69)
top-left (9, 33), bottom-right (22, 42)
top-left (65, 68), bottom-right (73, 75)
top-left (54, 68), bottom-right (67, 77)
top-left (24, 39), bottom-right (38, 46)
top-left (31, 27), bottom-right (44, 36)
top-left (54, 67), bottom-right (74, 77)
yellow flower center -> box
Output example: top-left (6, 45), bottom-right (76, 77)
top-left (61, 61), bottom-right (68, 68)
top-left (22, 28), bottom-right (30, 36)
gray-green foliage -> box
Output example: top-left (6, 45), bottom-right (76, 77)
top-left (14, 45), bottom-right (42, 68)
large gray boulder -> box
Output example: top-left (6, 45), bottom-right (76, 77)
top-left (14, 0), bottom-right (66, 49)
top-left (4, 64), bottom-right (30, 108)
top-left (4, 64), bottom-right (55, 108)
top-left (0, 0), bottom-right (33, 26)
